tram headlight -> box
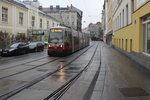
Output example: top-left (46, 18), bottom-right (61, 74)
top-left (60, 45), bottom-right (63, 47)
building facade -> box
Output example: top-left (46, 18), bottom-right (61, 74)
top-left (0, 0), bottom-right (60, 44)
top-left (0, 0), bottom-right (28, 38)
top-left (102, 0), bottom-right (113, 44)
top-left (23, 0), bottom-right (60, 42)
top-left (41, 5), bottom-right (83, 31)
top-left (111, 0), bottom-right (150, 70)
top-left (112, 0), bottom-right (150, 53)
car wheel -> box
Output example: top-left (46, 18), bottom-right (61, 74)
top-left (14, 51), bottom-right (18, 55)
top-left (41, 48), bottom-right (43, 51)
top-left (35, 48), bottom-right (38, 52)
top-left (37, 48), bottom-right (40, 52)
top-left (25, 50), bottom-right (28, 54)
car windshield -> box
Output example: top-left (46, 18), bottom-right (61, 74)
top-left (29, 42), bottom-right (37, 45)
top-left (10, 43), bottom-right (19, 48)
top-left (49, 29), bottom-right (63, 43)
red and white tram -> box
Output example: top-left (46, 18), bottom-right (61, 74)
top-left (47, 26), bottom-right (89, 56)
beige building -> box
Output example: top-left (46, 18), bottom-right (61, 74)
top-left (0, 0), bottom-right (60, 43)
top-left (0, 0), bottom-right (28, 38)
top-left (23, 0), bottom-right (60, 41)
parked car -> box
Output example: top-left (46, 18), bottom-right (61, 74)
top-left (28, 42), bottom-right (44, 52)
top-left (1, 42), bottom-right (29, 56)
top-left (0, 49), bottom-right (2, 56)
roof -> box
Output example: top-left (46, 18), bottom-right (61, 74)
top-left (4, 0), bottom-right (28, 9)
top-left (41, 5), bottom-right (82, 17)
top-left (38, 11), bottom-right (60, 23)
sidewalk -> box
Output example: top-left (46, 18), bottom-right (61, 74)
top-left (91, 42), bottom-right (150, 100)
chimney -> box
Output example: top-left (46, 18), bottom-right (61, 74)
top-left (33, 0), bottom-right (38, 2)
top-left (39, 6), bottom-right (42, 10)
top-left (50, 5), bottom-right (53, 9)
top-left (56, 5), bottom-right (60, 9)
top-left (71, 4), bottom-right (73, 9)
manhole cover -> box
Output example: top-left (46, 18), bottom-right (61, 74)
top-left (37, 69), bottom-right (49, 72)
top-left (119, 87), bottom-right (149, 97)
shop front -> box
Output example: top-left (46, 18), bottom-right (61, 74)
top-left (27, 29), bottom-right (48, 43)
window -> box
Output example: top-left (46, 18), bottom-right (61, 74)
top-left (143, 22), bottom-right (150, 54)
top-left (118, 16), bottom-right (119, 29)
top-left (130, 39), bottom-right (132, 52)
top-left (146, 23), bottom-right (150, 53)
top-left (119, 39), bottom-right (121, 48)
top-left (120, 13), bottom-right (121, 28)
top-left (72, 15), bottom-right (74, 19)
top-left (72, 22), bottom-right (74, 26)
top-left (131, 0), bottom-right (134, 13)
top-left (125, 39), bottom-right (128, 51)
top-left (52, 22), bottom-right (55, 27)
top-left (47, 21), bottom-right (49, 29)
top-left (40, 19), bottom-right (42, 28)
top-left (122, 39), bottom-right (124, 49)
top-left (32, 16), bottom-right (35, 27)
top-left (122, 9), bottom-right (124, 27)
top-left (19, 12), bottom-right (23, 25)
top-left (67, 15), bottom-right (69, 19)
top-left (2, 7), bottom-right (8, 22)
top-left (126, 4), bottom-right (129, 25)
top-left (117, 16), bottom-right (119, 30)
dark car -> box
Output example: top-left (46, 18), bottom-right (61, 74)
top-left (28, 42), bottom-right (44, 52)
top-left (1, 42), bottom-right (29, 56)
top-left (0, 49), bottom-right (2, 56)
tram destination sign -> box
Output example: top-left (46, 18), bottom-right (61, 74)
top-left (51, 29), bottom-right (63, 32)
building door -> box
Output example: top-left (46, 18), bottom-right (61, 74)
top-left (143, 15), bottom-right (150, 54)
top-left (147, 22), bottom-right (150, 53)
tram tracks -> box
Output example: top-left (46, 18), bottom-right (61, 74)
top-left (0, 44), bottom-right (95, 100)
top-left (0, 51), bottom-right (47, 63)
top-left (44, 43), bottom-right (99, 100)
top-left (0, 56), bottom-right (49, 71)
top-left (0, 44), bottom-right (94, 80)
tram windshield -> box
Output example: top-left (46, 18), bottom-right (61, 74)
top-left (49, 29), bottom-right (63, 43)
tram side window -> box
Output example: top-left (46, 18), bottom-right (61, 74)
top-left (68, 31), bottom-right (72, 45)
top-left (64, 31), bottom-right (69, 46)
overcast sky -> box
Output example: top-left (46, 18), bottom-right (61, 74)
top-left (39, 0), bottom-right (104, 28)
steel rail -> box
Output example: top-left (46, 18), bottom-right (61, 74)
top-left (0, 44), bottom-right (95, 100)
top-left (0, 50), bottom-right (47, 63)
top-left (44, 43), bottom-right (99, 100)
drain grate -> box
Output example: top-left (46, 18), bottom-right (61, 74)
top-left (37, 69), bottom-right (49, 72)
top-left (119, 87), bottom-right (149, 97)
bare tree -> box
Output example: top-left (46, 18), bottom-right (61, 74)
top-left (0, 31), bottom-right (11, 48)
